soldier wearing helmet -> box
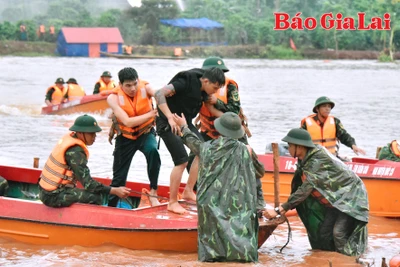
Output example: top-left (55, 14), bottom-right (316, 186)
top-left (39, 114), bottom-right (130, 208)
top-left (301, 96), bottom-right (365, 157)
top-left (264, 128), bottom-right (369, 256)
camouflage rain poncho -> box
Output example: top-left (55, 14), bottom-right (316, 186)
top-left (378, 141), bottom-right (400, 162)
top-left (289, 145), bottom-right (369, 256)
top-left (181, 128), bottom-right (259, 262)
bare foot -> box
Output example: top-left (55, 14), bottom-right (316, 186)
top-left (149, 196), bottom-right (160, 206)
top-left (168, 201), bottom-right (187, 214)
top-left (182, 188), bottom-right (196, 202)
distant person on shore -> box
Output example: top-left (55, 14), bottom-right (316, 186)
top-left (174, 112), bottom-right (263, 262)
top-left (19, 24), bottom-right (27, 41)
top-left (123, 45), bottom-right (133, 55)
top-left (63, 78), bottom-right (86, 102)
top-left (301, 96), bottom-right (365, 158)
top-left (93, 71), bottom-right (116, 95)
top-left (107, 67), bottom-right (161, 207)
top-left (264, 128), bottom-right (369, 256)
top-left (38, 114), bottom-right (130, 208)
top-left (154, 67), bottom-right (225, 214)
top-left (38, 24), bottom-right (45, 40)
top-left (378, 140), bottom-right (400, 162)
top-left (45, 77), bottom-right (66, 106)
top-left (49, 25), bottom-right (56, 42)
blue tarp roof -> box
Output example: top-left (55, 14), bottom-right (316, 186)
top-left (160, 18), bottom-right (223, 30)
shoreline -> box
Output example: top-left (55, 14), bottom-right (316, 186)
top-left (1, 40), bottom-right (398, 60)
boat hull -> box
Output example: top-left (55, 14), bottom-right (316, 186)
top-left (41, 95), bottom-right (110, 115)
top-left (259, 154), bottom-right (400, 217)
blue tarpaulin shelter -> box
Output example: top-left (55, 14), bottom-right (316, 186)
top-left (160, 18), bottom-right (223, 30)
top-left (159, 17), bottom-right (225, 46)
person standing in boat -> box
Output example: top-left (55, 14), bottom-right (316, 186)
top-left (301, 96), bottom-right (366, 157)
top-left (93, 71), bottom-right (116, 95)
top-left (174, 112), bottom-right (263, 262)
top-left (38, 114), bottom-right (130, 207)
top-left (378, 140), bottom-right (400, 162)
top-left (63, 78), bottom-right (86, 102)
top-left (154, 67), bottom-right (225, 214)
top-left (107, 67), bottom-right (161, 207)
top-left (264, 128), bottom-right (369, 256)
top-left (45, 77), bottom-right (65, 106)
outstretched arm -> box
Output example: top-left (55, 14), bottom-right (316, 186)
top-left (155, 84), bottom-right (181, 135)
top-left (173, 113), bottom-right (202, 155)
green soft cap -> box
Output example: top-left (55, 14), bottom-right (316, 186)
top-left (202, 57), bottom-right (229, 72)
top-left (69, 114), bottom-right (102, 133)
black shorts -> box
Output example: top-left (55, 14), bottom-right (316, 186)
top-left (156, 116), bottom-right (188, 166)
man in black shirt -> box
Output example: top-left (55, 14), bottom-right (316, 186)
top-left (154, 67), bottom-right (225, 214)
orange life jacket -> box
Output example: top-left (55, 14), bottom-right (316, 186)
top-left (46, 85), bottom-right (64, 105)
top-left (67, 84), bottom-right (85, 101)
top-left (49, 26), bottom-right (55, 34)
top-left (391, 140), bottom-right (400, 157)
top-left (302, 115), bottom-right (337, 154)
top-left (20, 25), bottom-right (26, 32)
top-left (39, 25), bottom-right (45, 33)
top-left (301, 174), bottom-right (332, 207)
top-left (98, 79), bottom-right (116, 94)
top-left (199, 77), bottom-right (237, 138)
top-left (111, 80), bottom-right (154, 140)
top-left (125, 46), bottom-right (132, 54)
top-left (39, 133), bottom-right (89, 191)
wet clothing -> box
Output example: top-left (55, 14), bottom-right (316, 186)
top-left (156, 68), bottom-right (206, 166)
top-left (0, 176), bottom-right (8, 196)
top-left (301, 115), bottom-right (356, 154)
top-left (181, 126), bottom-right (264, 262)
top-left (39, 144), bottom-right (111, 207)
top-left (283, 145), bottom-right (369, 256)
top-left (108, 131), bottom-right (160, 207)
top-left (378, 140), bottom-right (400, 162)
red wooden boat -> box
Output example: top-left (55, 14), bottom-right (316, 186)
top-left (41, 94), bottom-right (110, 115)
top-left (258, 154), bottom-right (400, 218)
top-left (0, 165), bottom-right (282, 252)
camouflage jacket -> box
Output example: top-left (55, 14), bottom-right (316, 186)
top-left (66, 146), bottom-right (111, 194)
top-left (214, 83), bottom-right (241, 115)
top-left (301, 115), bottom-right (356, 148)
top-left (283, 145), bottom-right (369, 223)
top-left (378, 141), bottom-right (400, 162)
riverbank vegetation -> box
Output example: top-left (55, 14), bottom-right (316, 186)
top-left (0, 0), bottom-right (399, 60)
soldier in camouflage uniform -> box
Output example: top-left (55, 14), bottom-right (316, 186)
top-left (301, 96), bottom-right (365, 157)
top-left (174, 112), bottom-right (264, 262)
top-left (39, 114), bottom-right (130, 208)
top-left (265, 128), bottom-right (369, 256)
top-left (0, 176), bottom-right (8, 196)
top-left (378, 140), bottom-right (400, 162)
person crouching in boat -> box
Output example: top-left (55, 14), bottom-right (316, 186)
top-left (301, 96), bottom-right (365, 158)
top-left (39, 114), bottom-right (130, 208)
top-left (45, 77), bottom-right (65, 106)
top-left (174, 112), bottom-right (264, 262)
top-left (264, 128), bottom-right (369, 256)
top-left (0, 176), bottom-right (8, 196)
top-left (62, 78), bottom-right (86, 102)
top-left (378, 139), bottom-right (400, 162)
top-left (107, 67), bottom-right (161, 207)
top-left (93, 71), bottom-right (116, 95)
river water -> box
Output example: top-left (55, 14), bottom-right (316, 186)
top-left (0, 57), bottom-right (399, 266)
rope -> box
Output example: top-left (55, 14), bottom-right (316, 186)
top-left (279, 216), bottom-right (292, 253)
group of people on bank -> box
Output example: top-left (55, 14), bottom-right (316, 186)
top-left (44, 71), bottom-right (117, 106)
top-left (26, 57), bottom-right (399, 262)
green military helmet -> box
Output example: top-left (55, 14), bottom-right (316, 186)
top-left (313, 96), bottom-right (335, 113)
top-left (69, 114), bottom-right (102, 133)
top-left (282, 128), bottom-right (315, 148)
top-left (214, 112), bottom-right (244, 139)
top-left (202, 56), bottom-right (229, 72)
top-left (101, 71), bottom-right (112, 77)
top-left (66, 78), bottom-right (77, 84)
top-left (55, 77), bottom-right (65, 84)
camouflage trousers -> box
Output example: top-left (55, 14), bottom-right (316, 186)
top-left (0, 176), bottom-right (8, 196)
top-left (39, 186), bottom-right (103, 208)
